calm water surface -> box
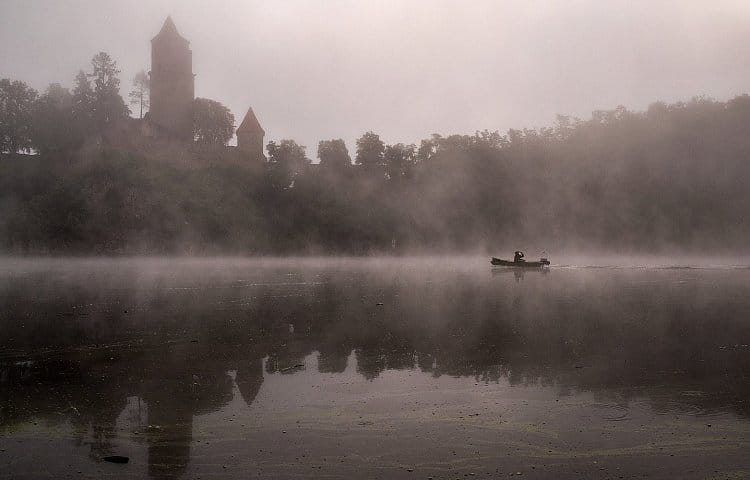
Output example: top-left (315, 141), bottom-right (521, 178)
top-left (1, 257), bottom-right (749, 479)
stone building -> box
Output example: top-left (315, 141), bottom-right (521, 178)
top-left (237, 107), bottom-right (265, 161)
top-left (145, 16), bottom-right (265, 159)
top-left (149, 16), bottom-right (195, 141)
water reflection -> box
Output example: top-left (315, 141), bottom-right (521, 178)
top-left (491, 265), bottom-right (550, 282)
top-left (1, 258), bottom-right (750, 478)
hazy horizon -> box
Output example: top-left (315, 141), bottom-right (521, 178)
top-left (3, 0), bottom-right (750, 152)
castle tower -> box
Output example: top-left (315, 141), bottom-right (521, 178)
top-left (150, 16), bottom-right (194, 141)
top-left (237, 107), bottom-right (265, 161)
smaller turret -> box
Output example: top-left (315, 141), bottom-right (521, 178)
top-left (237, 107), bottom-right (265, 161)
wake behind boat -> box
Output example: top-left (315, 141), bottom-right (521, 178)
top-left (491, 251), bottom-right (550, 268)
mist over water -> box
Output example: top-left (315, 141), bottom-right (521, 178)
top-left (3, 1), bottom-right (750, 477)
top-left (2, 257), bottom-right (749, 478)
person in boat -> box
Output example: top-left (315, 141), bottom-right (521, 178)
top-left (513, 251), bottom-right (525, 263)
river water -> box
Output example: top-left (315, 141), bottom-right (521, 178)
top-left (1, 257), bottom-right (749, 479)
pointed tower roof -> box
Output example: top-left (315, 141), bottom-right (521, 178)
top-left (237, 107), bottom-right (265, 135)
top-left (152, 16), bottom-right (188, 44)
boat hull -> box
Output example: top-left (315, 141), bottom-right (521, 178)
top-left (491, 257), bottom-right (550, 267)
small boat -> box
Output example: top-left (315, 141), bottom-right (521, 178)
top-left (491, 257), bottom-right (550, 268)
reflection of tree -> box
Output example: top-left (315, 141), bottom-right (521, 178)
top-left (3, 262), bottom-right (750, 478)
top-left (317, 344), bottom-right (350, 373)
top-left (265, 341), bottom-right (312, 374)
top-left (386, 342), bottom-right (416, 371)
top-left (354, 331), bottom-right (416, 379)
top-left (416, 350), bottom-right (436, 374)
top-left (355, 346), bottom-right (387, 380)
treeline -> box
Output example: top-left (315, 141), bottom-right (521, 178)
top-left (2, 53), bottom-right (750, 253)
top-left (0, 52), bottom-right (130, 156)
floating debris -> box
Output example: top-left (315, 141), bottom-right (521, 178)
top-left (280, 364), bottom-right (305, 373)
top-left (103, 456), bottom-right (129, 464)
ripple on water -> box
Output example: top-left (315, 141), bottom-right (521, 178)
top-left (649, 392), bottom-right (729, 418)
top-left (592, 403), bottom-right (631, 422)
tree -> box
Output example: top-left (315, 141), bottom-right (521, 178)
top-left (318, 139), bottom-right (351, 170)
top-left (89, 52), bottom-right (129, 128)
top-left (355, 131), bottom-right (385, 169)
top-left (0, 78), bottom-right (37, 153)
top-left (416, 135), bottom-right (439, 163)
top-left (72, 70), bottom-right (94, 126)
top-left (31, 83), bottom-right (77, 154)
top-left (193, 97), bottom-right (235, 145)
top-left (266, 139), bottom-right (309, 189)
top-left (384, 143), bottom-right (416, 181)
top-left (128, 70), bottom-right (150, 119)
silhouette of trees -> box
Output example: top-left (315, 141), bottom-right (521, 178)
top-left (0, 79), bottom-right (37, 153)
top-left (128, 70), bottom-right (150, 119)
top-left (4, 91), bottom-right (750, 253)
top-left (65, 52), bottom-right (129, 138)
top-left (384, 143), bottom-right (416, 181)
top-left (266, 139), bottom-right (309, 189)
top-left (31, 84), bottom-right (77, 155)
top-left (193, 97), bottom-right (234, 145)
top-left (89, 52), bottom-right (129, 128)
top-left (416, 135), bottom-right (440, 163)
top-left (72, 70), bottom-right (95, 134)
top-left (355, 131), bottom-right (385, 169)
top-left (317, 139), bottom-right (351, 171)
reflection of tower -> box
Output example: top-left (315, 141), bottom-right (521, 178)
top-left (150, 16), bottom-right (195, 141)
top-left (142, 350), bottom-right (234, 480)
top-left (146, 401), bottom-right (192, 480)
top-left (235, 357), bottom-right (264, 406)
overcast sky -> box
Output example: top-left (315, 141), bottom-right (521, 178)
top-left (2, 0), bottom-right (750, 153)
